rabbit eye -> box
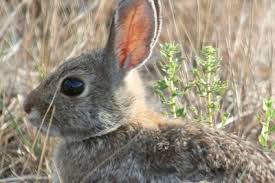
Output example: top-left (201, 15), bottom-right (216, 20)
top-left (61, 77), bottom-right (85, 97)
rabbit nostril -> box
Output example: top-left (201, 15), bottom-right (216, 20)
top-left (23, 98), bottom-right (33, 114)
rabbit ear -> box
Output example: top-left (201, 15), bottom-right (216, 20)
top-left (105, 0), bottom-right (161, 72)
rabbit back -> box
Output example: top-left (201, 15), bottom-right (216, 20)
top-left (53, 118), bottom-right (275, 183)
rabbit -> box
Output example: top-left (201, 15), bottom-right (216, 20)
top-left (23, 0), bottom-right (275, 182)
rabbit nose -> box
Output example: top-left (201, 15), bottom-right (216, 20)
top-left (23, 98), bottom-right (33, 114)
top-left (23, 92), bottom-right (35, 114)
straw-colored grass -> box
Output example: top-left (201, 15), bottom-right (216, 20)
top-left (1, 0), bottom-right (275, 181)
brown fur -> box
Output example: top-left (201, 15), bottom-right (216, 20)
top-left (53, 105), bottom-right (275, 182)
top-left (23, 0), bottom-right (275, 182)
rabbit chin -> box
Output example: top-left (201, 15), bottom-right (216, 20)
top-left (26, 108), bottom-right (61, 137)
top-left (27, 108), bottom-right (121, 142)
top-left (57, 124), bottom-right (123, 142)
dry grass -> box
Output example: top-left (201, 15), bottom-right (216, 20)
top-left (0, 0), bottom-right (275, 182)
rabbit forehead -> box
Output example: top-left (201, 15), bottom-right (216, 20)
top-left (58, 51), bottom-right (104, 75)
top-left (46, 50), bottom-right (105, 83)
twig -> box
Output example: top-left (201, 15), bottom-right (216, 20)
top-left (217, 109), bottom-right (257, 129)
top-left (0, 1), bottom-right (27, 41)
top-left (0, 175), bottom-right (48, 182)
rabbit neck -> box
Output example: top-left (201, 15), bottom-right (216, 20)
top-left (54, 122), bottom-right (143, 182)
top-left (115, 70), bottom-right (167, 129)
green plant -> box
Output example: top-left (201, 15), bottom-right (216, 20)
top-left (154, 43), bottom-right (185, 118)
top-left (155, 44), bottom-right (228, 127)
top-left (187, 46), bottom-right (227, 127)
top-left (258, 98), bottom-right (275, 149)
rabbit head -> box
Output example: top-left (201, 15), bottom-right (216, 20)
top-left (23, 0), bottom-right (162, 142)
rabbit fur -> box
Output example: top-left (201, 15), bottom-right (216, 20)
top-left (23, 0), bottom-right (275, 182)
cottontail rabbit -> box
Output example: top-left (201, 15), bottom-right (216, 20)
top-left (23, 0), bottom-right (275, 182)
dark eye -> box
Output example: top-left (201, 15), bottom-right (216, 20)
top-left (61, 77), bottom-right (85, 97)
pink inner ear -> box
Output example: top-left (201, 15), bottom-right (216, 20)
top-left (115, 0), bottom-right (155, 70)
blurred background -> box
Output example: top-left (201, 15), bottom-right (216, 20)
top-left (0, 0), bottom-right (275, 181)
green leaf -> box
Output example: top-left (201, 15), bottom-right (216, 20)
top-left (258, 135), bottom-right (267, 147)
top-left (176, 108), bottom-right (186, 117)
top-left (157, 80), bottom-right (168, 90)
top-left (270, 125), bottom-right (275, 133)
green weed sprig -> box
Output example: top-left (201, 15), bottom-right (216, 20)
top-left (188, 46), bottom-right (227, 126)
top-left (154, 43), bottom-right (185, 118)
top-left (259, 98), bottom-right (275, 149)
top-left (155, 44), bottom-right (228, 127)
